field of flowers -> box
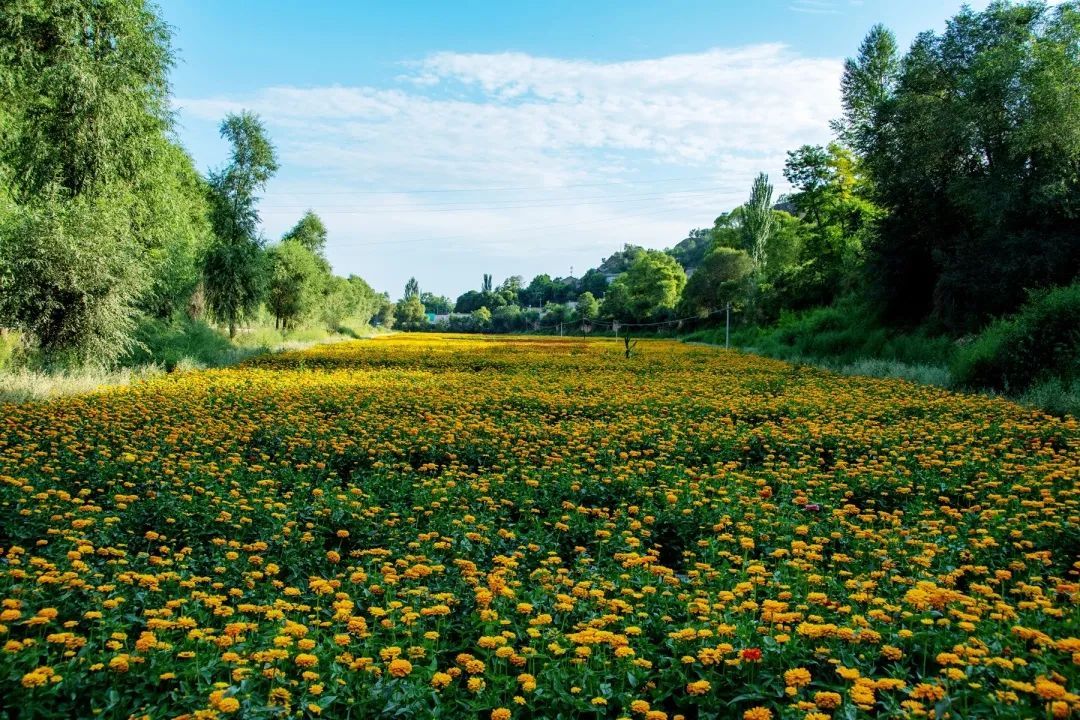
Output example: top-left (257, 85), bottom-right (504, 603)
top-left (1, 334), bottom-right (1077, 719)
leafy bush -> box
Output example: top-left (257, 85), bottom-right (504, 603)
top-left (952, 282), bottom-right (1080, 393)
top-left (706, 297), bottom-right (955, 368)
top-left (125, 316), bottom-right (257, 371)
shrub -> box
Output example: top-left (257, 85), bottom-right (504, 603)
top-left (952, 282), bottom-right (1080, 393)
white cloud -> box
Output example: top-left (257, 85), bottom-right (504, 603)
top-left (174, 44), bottom-right (843, 296)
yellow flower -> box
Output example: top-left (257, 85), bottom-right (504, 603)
top-left (388, 658), bottom-right (413, 678)
top-left (814, 692), bottom-right (842, 710)
top-left (491, 709), bottom-right (512, 720)
top-left (294, 653), bottom-right (318, 668)
top-left (743, 708), bottom-right (772, 720)
top-left (784, 668), bottom-right (812, 689)
top-left (686, 680), bottom-right (711, 695)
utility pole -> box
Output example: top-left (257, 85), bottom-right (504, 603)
top-left (725, 303), bottom-right (730, 349)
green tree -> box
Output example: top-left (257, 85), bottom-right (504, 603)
top-left (860, 3), bottom-right (1080, 329)
top-left (203, 111), bottom-right (278, 338)
top-left (266, 240), bottom-right (322, 333)
top-left (491, 304), bottom-right (524, 333)
top-left (579, 268), bottom-right (609, 298)
top-left (374, 298), bottom-right (396, 329)
top-left (521, 274), bottom-right (555, 307)
top-left (455, 290), bottom-right (486, 313)
top-left (395, 295), bottom-right (426, 329)
top-left (396, 278), bottom-right (426, 328)
top-left (320, 275), bottom-right (358, 332)
top-left (832, 23), bottom-right (899, 155)
top-left (134, 143), bottom-right (214, 319)
top-left (576, 291), bottom-right (599, 322)
top-left (666, 228), bottom-right (713, 272)
top-left (0, 0), bottom-right (194, 362)
top-left (470, 306), bottom-right (492, 331)
top-left (0, 191), bottom-right (147, 364)
top-left (680, 247), bottom-right (754, 316)
top-left (543, 302), bottom-right (573, 328)
top-left (346, 275), bottom-right (382, 328)
top-left (282, 210), bottom-right (328, 257)
top-left (602, 250), bottom-right (687, 323)
top-left (742, 173), bottom-right (775, 271)
top-left (420, 292), bottom-right (453, 314)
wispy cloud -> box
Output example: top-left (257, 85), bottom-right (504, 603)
top-left (789, 1), bottom-right (843, 15)
top-left (174, 44), bottom-right (842, 295)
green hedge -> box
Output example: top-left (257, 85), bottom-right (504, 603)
top-left (952, 282), bottom-right (1080, 393)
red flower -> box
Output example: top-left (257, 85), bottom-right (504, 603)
top-left (741, 648), bottom-right (762, 662)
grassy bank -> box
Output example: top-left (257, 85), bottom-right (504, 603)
top-left (682, 289), bottom-right (1080, 417)
top-left (0, 317), bottom-right (385, 404)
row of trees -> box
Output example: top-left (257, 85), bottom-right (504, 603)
top-left (0, 0), bottom-right (383, 365)
top-left (411, 1), bottom-right (1079, 341)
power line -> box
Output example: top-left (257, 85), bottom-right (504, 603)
top-left (261, 174), bottom-right (722, 197)
top-left (322, 201), bottom-right (719, 249)
top-left (529, 307), bottom-right (728, 332)
top-left (260, 187), bottom-right (727, 214)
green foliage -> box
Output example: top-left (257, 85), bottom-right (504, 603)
top-left (741, 173), bottom-right (774, 270)
top-left (0, 189), bottom-right (148, 366)
top-left (597, 244), bottom-right (645, 275)
top-left (420, 292), bottom-right (452, 315)
top-left (0, 331), bottom-right (19, 371)
top-left (1016, 377), bottom-right (1080, 418)
top-left (520, 274), bottom-right (555, 307)
top-left (680, 247), bottom-right (753, 316)
top-left (832, 23), bottom-right (898, 154)
top-left (320, 276), bottom-right (358, 332)
top-left (125, 315), bottom-right (253, 371)
top-left (347, 276), bottom-right (383, 328)
top-left (374, 299), bottom-right (396, 329)
top-left (666, 228), bottom-right (713, 272)
top-left (724, 298), bottom-right (956, 368)
top-left (575, 291), bottom-right (599, 322)
top-left (543, 302), bottom-right (573, 327)
top-left (202, 236), bottom-right (266, 339)
top-left (859, 2), bottom-right (1080, 329)
top-left (602, 250), bottom-right (686, 323)
top-left (0, 0), bottom-right (209, 363)
top-left (133, 141), bottom-right (213, 318)
top-left (207, 112), bottom-right (278, 244)
top-left (491, 304), bottom-right (525, 333)
top-left (204, 111), bottom-right (278, 337)
top-left (0, 0), bottom-right (174, 200)
top-left (952, 282), bottom-right (1080, 393)
top-left (266, 240), bottom-right (323, 332)
top-left (578, 268), bottom-right (609, 298)
top-left (470, 305), bottom-right (492, 330)
top-left (395, 294), bottom-right (427, 329)
top-left (281, 210), bottom-right (328, 257)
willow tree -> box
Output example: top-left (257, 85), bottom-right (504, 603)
top-left (203, 111), bottom-right (278, 338)
top-left (0, 0), bottom-right (203, 364)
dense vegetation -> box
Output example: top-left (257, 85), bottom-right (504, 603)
top-left (387, 2), bottom-right (1079, 413)
top-left (1, 336), bottom-right (1077, 719)
top-left (0, 0), bottom-right (387, 372)
top-left (1, 1), bottom-right (1076, 414)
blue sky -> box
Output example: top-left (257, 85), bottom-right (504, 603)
top-left (162, 0), bottom-right (1003, 299)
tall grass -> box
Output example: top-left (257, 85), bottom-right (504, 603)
top-left (1, 316), bottom-right (383, 404)
top-left (0, 365), bottom-right (165, 405)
